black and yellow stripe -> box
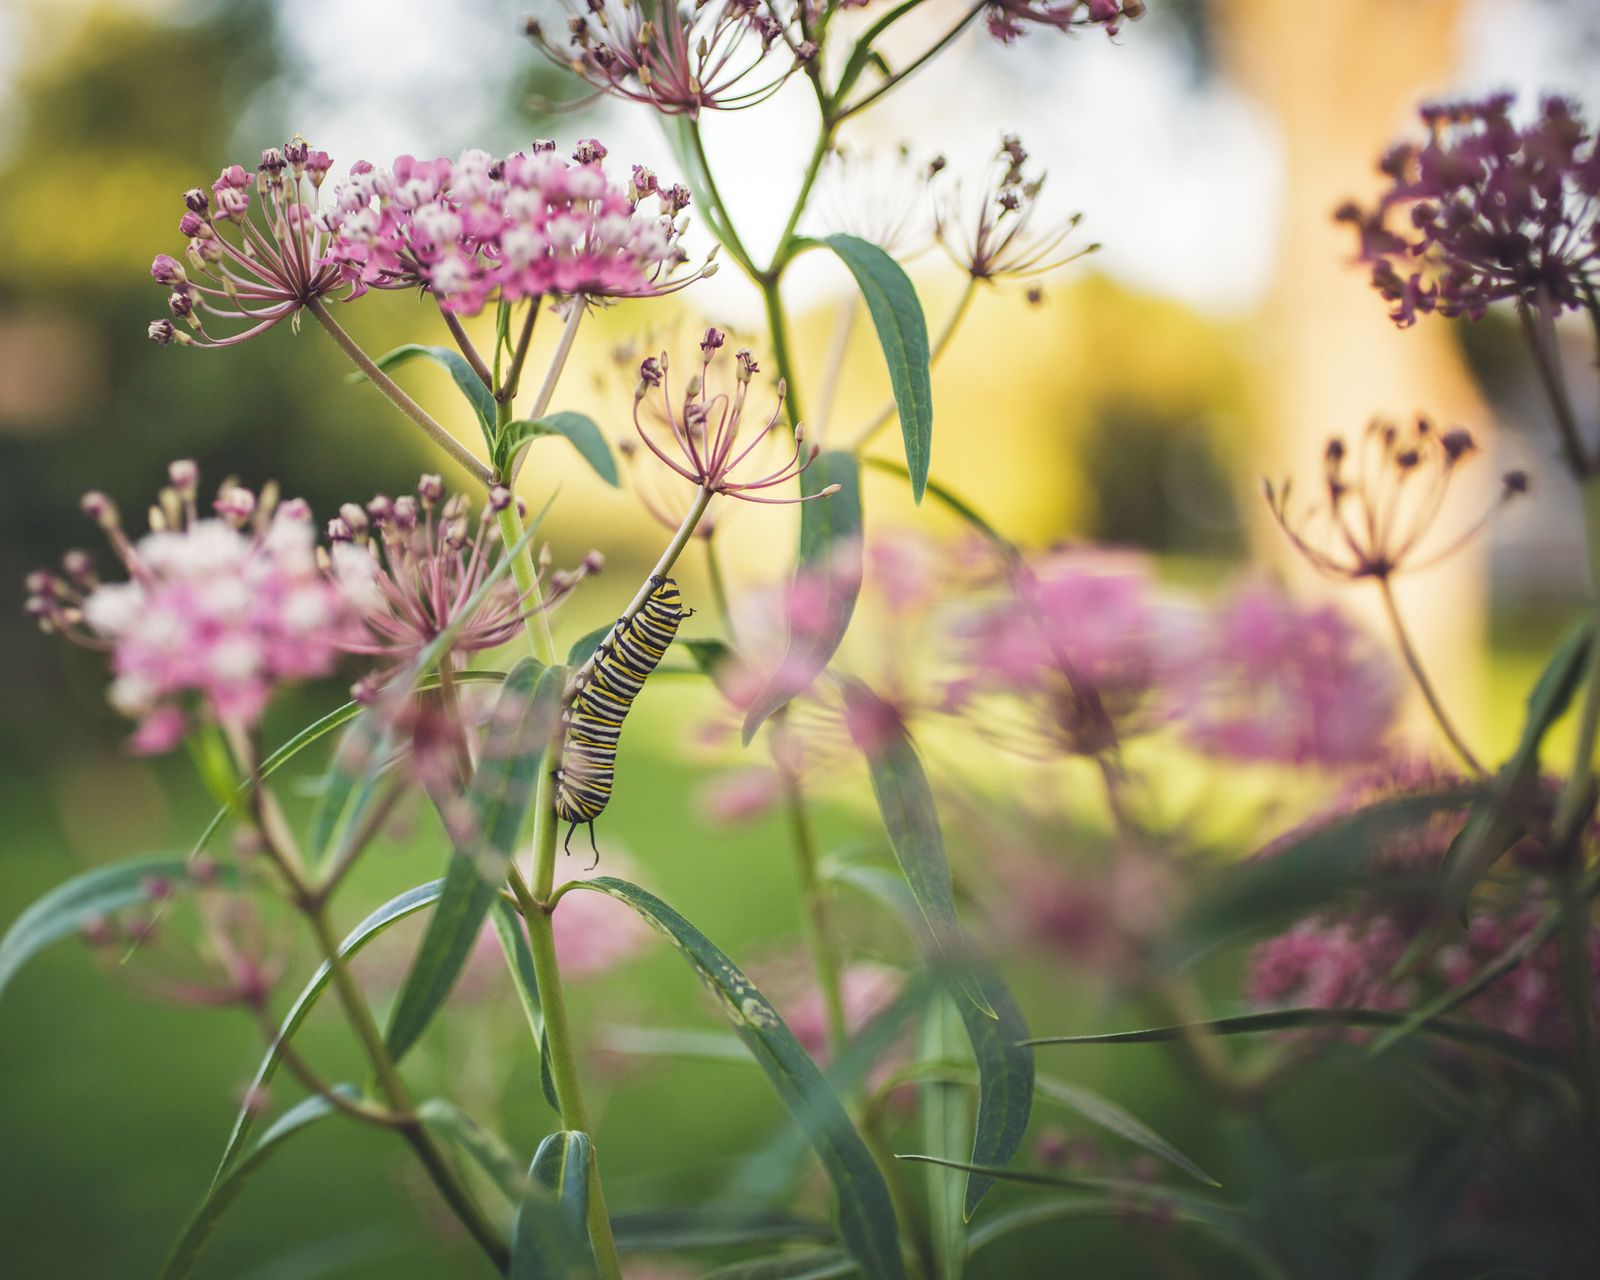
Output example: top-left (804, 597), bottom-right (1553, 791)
top-left (554, 575), bottom-right (686, 858)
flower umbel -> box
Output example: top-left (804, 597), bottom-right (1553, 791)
top-left (631, 329), bottom-right (832, 503)
top-left (1336, 94), bottom-right (1600, 325)
top-left (319, 140), bottom-right (705, 315)
top-left (326, 476), bottom-right (599, 694)
top-left (27, 462), bottom-right (354, 752)
top-left (937, 135), bottom-right (1098, 283)
top-left (149, 138), bottom-right (342, 348)
top-left (1265, 417), bottom-right (1527, 582)
top-left (526, 0), bottom-right (802, 118)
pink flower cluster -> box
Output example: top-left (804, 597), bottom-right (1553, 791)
top-left (1174, 584), bottom-right (1399, 767)
top-left (27, 463), bottom-right (356, 753)
top-left (319, 140), bottom-right (701, 315)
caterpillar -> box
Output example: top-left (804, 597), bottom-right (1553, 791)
top-left (554, 575), bottom-right (687, 863)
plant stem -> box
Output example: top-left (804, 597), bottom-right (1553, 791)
top-left (1518, 301), bottom-right (1592, 479)
top-left (835, 1), bottom-right (987, 122)
top-left (762, 282), bottom-right (806, 430)
top-left (1375, 575), bottom-right (1485, 777)
top-left (778, 750), bottom-right (850, 1058)
top-left (307, 298), bottom-right (493, 486)
top-left (814, 298), bottom-right (857, 442)
top-left (439, 306), bottom-right (494, 390)
top-left (493, 497), bottom-right (558, 666)
top-left (687, 121), bottom-right (759, 278)
top-left (525, 300), bottom-right (586, 423)
top-left (704, 530), bottom-right (736, 641)
top-left (501, 300), bottom-right (542, 404)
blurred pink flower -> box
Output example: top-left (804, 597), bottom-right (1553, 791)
top-left (985, 0), bottom-right (1143, 43)
top-left (781, 962), bottom-right (907, 1066)
top-left (1172, 582), bottom-right (1399, 768)
top-left (28, 462), bottom-right (356, 752)
top-left (552, 865), bottom-right (657, 981)
top-left (696, 765), bottom-right (786, 825)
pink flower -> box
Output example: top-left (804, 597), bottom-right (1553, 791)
top-left (27, 463), bottom-right (355, 752)
top-left (984, 0), bottom-right (1143, 43)
top-left (319, 141), bottom-right (705, 316)
top-left (148, 138), bottom-right (345, 348)
top-left (551, 873), bottom-right (658, 980)
top-left (526, 1), bottom-right (803, 118)
top-left (1172, 583), bottom-right (1398, 768)
top-left (781, 962), bottom-right (907, 1066)
top-left (696, 765), bottom-right (785, 825)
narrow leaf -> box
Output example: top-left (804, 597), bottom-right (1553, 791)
top-left (513, 1132), bottom-right (598, 1279)
top-left (0, 855), bottom-right (234, 1005)
top-left (1026, 1006), bottom-right (1560, 1072)
top-left (1032, 1074), bottom-right (1218, 1187)
top-left (357, 343), bottom-right (496, 440)
top-left (843, 681), bottom-right (992, 1017)
top-left (1165, 790), bottom-right (1476, 969)
top-left (211, 882), bottom-right (444, 1188)
top-left (599, 1024), bottom-right (752, 1062)
top-left (741, 451), bottom-right (863, 743)
top-left (497, 413), bottom-right (619, 486)
top-left (822, 234), bottom-right (932, 501)
top-left (490, 898), bottom-right (561, 1112)
top-left (386, 659), bottom-right (563, 1062)
top-left (703, 1252), bottom-right (859, 1280)
top-left (162, 1090), bottom-right (351, 1280)
top-left (419, 1098), bottom-right (533, 1201)
top-left (571, 877), bottom-right (906, 1280)
top-left (566, 623), bottom-right (612, 667)
top-left (610, 1208), bottom-right (836, 1251)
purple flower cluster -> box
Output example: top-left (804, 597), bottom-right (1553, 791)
top-left (984, 0), bottom-right (1144, 44)
top-left (527, 0), bottom-right (803, 118)
top-left (26, 463), bottom-right (355, 752)
top-left (1337, 94), bottom-right (1600, 325)
top-left (319, 141), bottom-right (701, 315)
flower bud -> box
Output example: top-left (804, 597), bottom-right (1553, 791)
top-left (168, 459), bottom-right (199, 499)
top-left (183, 188), bottom-right (209, 215)
top-left (488, 484), bottom-right (513, 512)
top-left (417, 474), bottom-right (445, 507)
top-left (80, 491), bottom-right (119, 530)
top-left (150, 254), bottom-right (187, 286)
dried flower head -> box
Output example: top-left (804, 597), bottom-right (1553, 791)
top-left (149, 137), bottom-right (343, 347)
top-left (27, 463), bottom-right (355, 752)
top-left (985, 0), bottom-right (1143, 45)
top-left (631, 328), bottom-right (832, 503)
top-left (526, 0), bottom-right (802, 117)
top-left (811, 143), bottom-right (944, 259)
top-left (319, 141), bottom-right (706, 315)
top-left (326, 475), bottom-right (598, 690)
top-left (1337, 94), bottom-right (1600, 325)
top-left (936, 135), bottom-right (1098, 282)
top-left (1265, 416), bottom-right (1527, 582)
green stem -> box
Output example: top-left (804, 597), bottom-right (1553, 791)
top-left (862, 1106), bottom-right (936, 1280)
top-left (779, 751), bottom-right (850, 1058)
top-left (1518, 300), bottom-right (1592, 480)
top-left (704, 530), bottom-right (736, 642)
top-left (525, 300), bottom-right (585, 427)
top-left (307, 298), bottom-right (492, 486)
top-left (439, 305), bottom-right (494, 390)
top-left (687, 121), bottom-right (759, 278)
top-left (835, 1), bottom-right (987, 122)
top-left (1375, 575), bottom-right (1485, 777)
top-left (762, 282), bottom-right (806, 430)
top-left (494, 497), bottom-right (558, 666)
top-left (500, 300), bottom-right (541, 404)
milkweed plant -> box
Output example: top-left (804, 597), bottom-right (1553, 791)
top-left (10, 4), bottom-right (1600, 1277)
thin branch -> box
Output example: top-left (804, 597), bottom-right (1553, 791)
top-left (439, 306), bottom-right (494, 390)
top-left (1377, 575), bottom-right (1485, 776)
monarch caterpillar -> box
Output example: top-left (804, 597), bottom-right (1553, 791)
top-left (554, 575), bottom-right (687, 861)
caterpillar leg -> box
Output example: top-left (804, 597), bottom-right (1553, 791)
top-left (563, 822), bottom-right (578, 857)
top-left (585, 822), bottom-right (600, 871)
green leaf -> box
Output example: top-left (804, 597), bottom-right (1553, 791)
top-left (821, 234), bottom-right (933, 501)
top-left (386, 659), bottom-right (563, 1062)
top-left (1025, 1006), bottom-right (1561, 1073)
top-left (702, 1252), bottom-right (860, 1280)
top-left (610, 1208), bottom-right (836, 1251)
top-left (1371, 1136), bottom-right (1481, 1280)
top-left (418, 1098), bottom-right (533, 1201)
top-left (356, 343), bottom-right (496, 443)
top-left (496, 413), bottom-right (619, 486)
top-left (598, 1024), bottom-right (752, 1062)
top-left (566, 623), bottom-right (612, 667)
top-left (921, 994), bottom-right (970, 1278)
top-left (682, 637), bottom-right (736, 681)
top-left (824, 855), bottom-right (1030, 1216)
top-left (1441, 612), bottom-right (1596, 913)
top-left (513, 1132), bottom-right (598, 1279)
top-left (1163, 789), bottom-right (1476, 970)
top-left (570, 877), bottom-right (906, 1280)
top-left (842, 680), bottom-right (992, 1018)
top-left (1032, 1074), bottom-right (1218, 1188)
top-left (210, 881), bottom-right (444, 1188)
top-left (0, 855), bottom-right (234, 1006)
top-left (162, 1090), bottom-right (351, 1280)
top-left (490, 899), bottom-right (561, 1113)
top-left (741, 451), bottom-right (863, 743)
